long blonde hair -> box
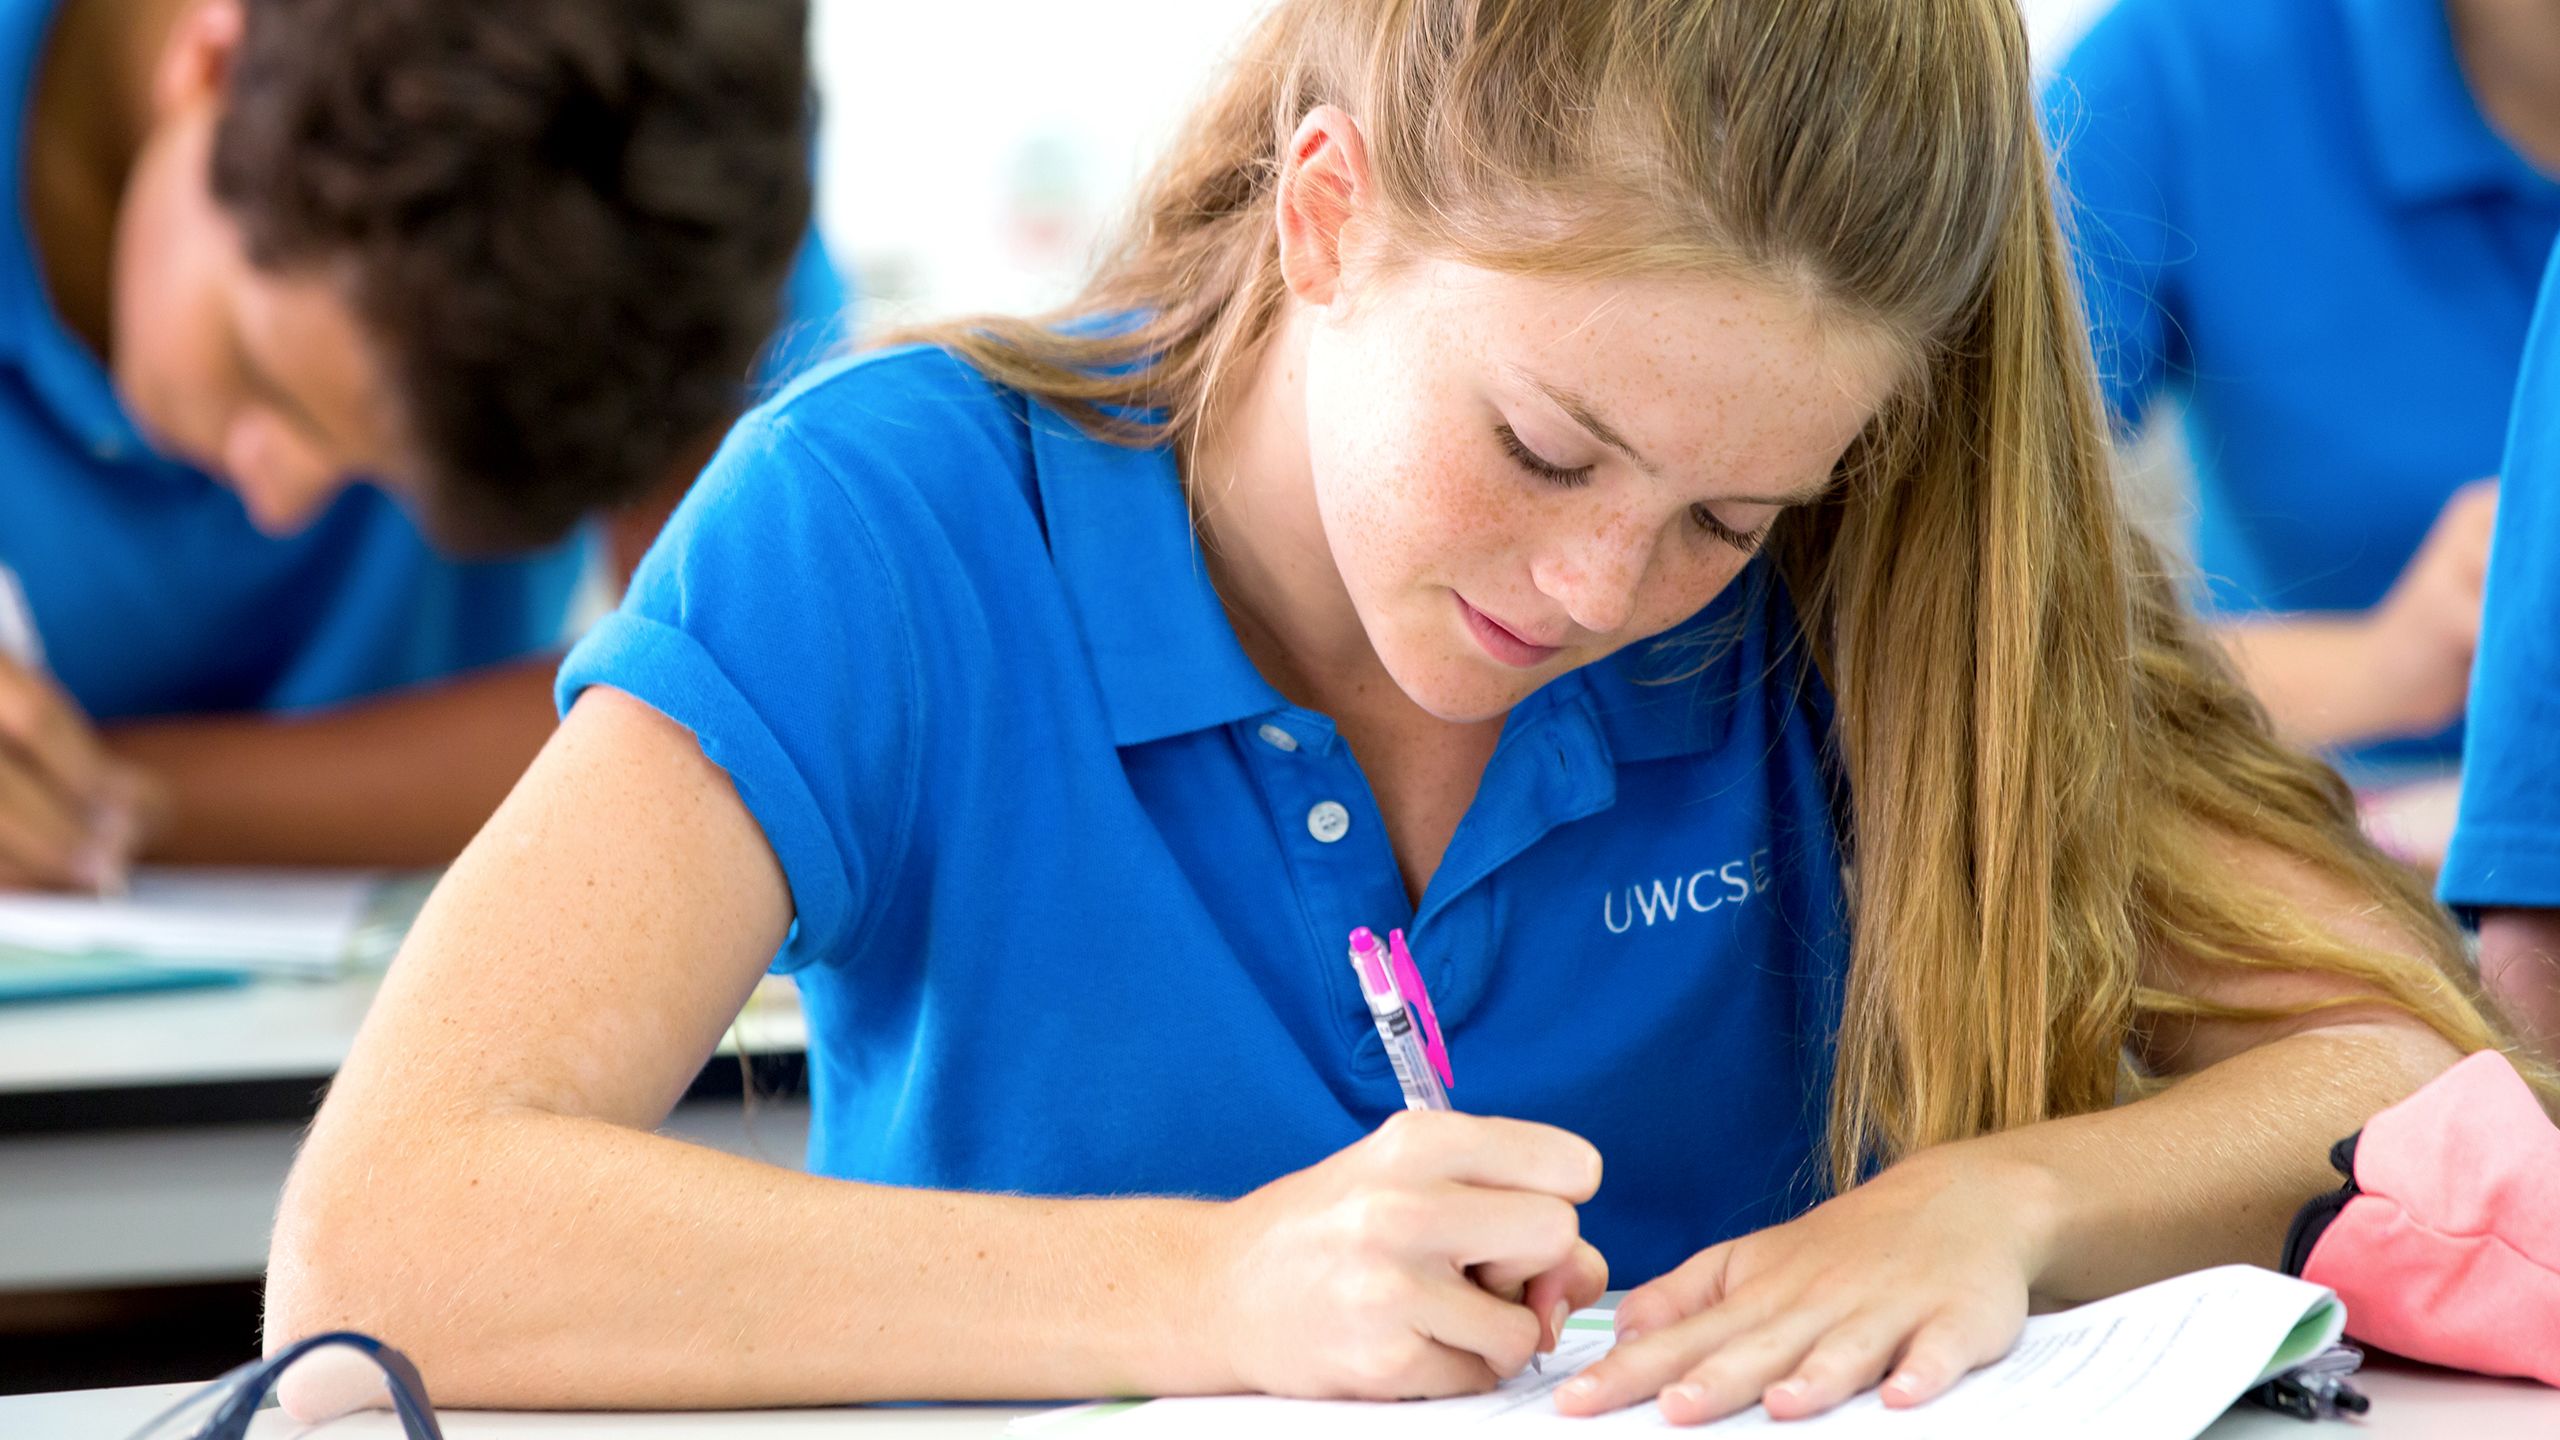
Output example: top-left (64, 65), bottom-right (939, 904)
top-left (904, 0), bottom-right (2544, 1185)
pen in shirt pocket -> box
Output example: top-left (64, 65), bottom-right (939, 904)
top-left (1346, 926), bottom-right (1546, 1372)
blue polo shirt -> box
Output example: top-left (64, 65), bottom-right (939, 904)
top-left (558, 347), bottom-right (1854, 1285)
top-left (2443, 244), bottom-right (2560, 909)
top-left (2047, 0), bottom-right (2560, 765)
top-left (0, 0), bottom-right (847, 721)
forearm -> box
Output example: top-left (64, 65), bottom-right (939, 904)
top-left (2479, 908), bottom-right (2560, 1054)
top-left (2213, 617), bottom-right (2397, 749)
top-left (258, 685), bottom-right (1234, 1409)
top-left (1946, 1019), bottom-right (2459, 1304)
top-left (269, 1107), bottom-right (1226, 1409)
top-left (103, 659), bottom-right (560, 867)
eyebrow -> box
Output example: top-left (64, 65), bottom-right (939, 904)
top-left (1724, 476), bottom-right (1838, 508)
top-left (1510, 366), bottom-right (1658, 476)
top-left (1506, 365), bottom-right (1839, 509)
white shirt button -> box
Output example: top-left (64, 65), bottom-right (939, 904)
top-left (1256, 723), bottom-right (1300, 753)
top-left (1307, 801), bottom-right (1351, 844)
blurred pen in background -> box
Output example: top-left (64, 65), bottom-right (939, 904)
top-left (0, 562), bottom-right (138, 894)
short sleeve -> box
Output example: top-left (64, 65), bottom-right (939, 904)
top-left (557, 408), bottom-right (919, 972)
top-left (2444, 244), bottom-right (2560, 910)
top-left (2045, 0), bottom-right (2192, 432)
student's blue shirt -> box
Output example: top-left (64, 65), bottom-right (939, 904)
top-left (0, 0), bottom-right (848, 721)
top-left (2047, 0), bottom-right (2560, 767)
top-left (559, 348), bottom-right (1854, 1286)
top-left (2443, 244), bottom-right (2560, 909)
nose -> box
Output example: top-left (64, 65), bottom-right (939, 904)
top-left (222, 414), bottom-right (341, 536)
top-left (1530, 509), bottom-right (1654, 637)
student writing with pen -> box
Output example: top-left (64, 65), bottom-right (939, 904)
top-left (0, 0), bottom-right (835, 893)
top-left (269, 0), bottom-right (2542, 1426)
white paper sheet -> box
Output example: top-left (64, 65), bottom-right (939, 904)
top-left (0, 867), bottom-right (390, 975)
top-left (1022, 1265), bottom-right (2340, 1440)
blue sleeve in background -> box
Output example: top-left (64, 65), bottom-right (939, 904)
top-left (2043, 0), bottom-right (2192, 434)
top-left (2443, 242), bottom-right (2560, 911)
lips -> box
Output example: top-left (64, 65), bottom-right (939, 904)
top-left (1457, 594), bottom-right (1565, 668)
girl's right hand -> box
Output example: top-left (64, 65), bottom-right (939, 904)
top-left (1199, 1110), bottom-right (1607, 1400)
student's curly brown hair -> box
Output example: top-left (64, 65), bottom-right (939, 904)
top-left (208, 0), bottom-right (815, 552)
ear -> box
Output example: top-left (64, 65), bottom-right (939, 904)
top-left (1274, 105), bottom-right (1378, 309)
top-left (151, 0), bottom-right (245, 122)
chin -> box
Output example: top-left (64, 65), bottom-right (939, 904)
top-left (113, 375), bottom-right (198, 466)
top-left (1380, 656), bottom-right (1536, 726)
top-left (1410, 696), bottom-right (1508, 725)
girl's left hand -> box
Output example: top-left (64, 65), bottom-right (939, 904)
top-left (1552, 1148), bottom-right (2057, 1426)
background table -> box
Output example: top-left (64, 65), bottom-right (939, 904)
top-left (0, 973), bottom-right (808, 1296)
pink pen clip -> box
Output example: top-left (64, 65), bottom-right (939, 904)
top-left (1385, 929), bottom-right (1454, 1092)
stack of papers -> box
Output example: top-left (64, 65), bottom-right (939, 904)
top-left (0, 868), bottom-right (432, 1003)
top-left (1013, 1265), bottom-right (2344, 1438)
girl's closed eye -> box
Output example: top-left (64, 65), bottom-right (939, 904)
top-left (1690, 505), bottom-right (1770, 554)
top-left (1498, 421), bottom-right (1770, 553)
top-left (1496, 422), bottom-right (1590, 486)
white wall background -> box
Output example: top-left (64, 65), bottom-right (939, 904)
top-left (808, 0), bottom-right (2126, 327)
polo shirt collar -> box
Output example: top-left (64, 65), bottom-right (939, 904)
top-left (1576, 561), bottom-right (1797, 764)
top-left (2343, 0), bottom-right (2557, 208)
top-left (0, 0), bottom-right (159, 467)
top-left (1028, 398), bottom-right (1285, 748)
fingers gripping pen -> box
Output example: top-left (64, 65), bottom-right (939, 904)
top-left (1348, 927), bottom-right (1546, 1373)
top-left (1347, 926), bottom-right (1450, 1111)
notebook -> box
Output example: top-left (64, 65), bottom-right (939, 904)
top-left (1009, 1264), bottom-right (2347, 1438)
top-left (0, 952), bottom-right (247, 1004)
top-left (0, 868), bottom-right (435, 1003)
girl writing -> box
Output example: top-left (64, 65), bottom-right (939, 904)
top-left (269, 0), bottom-right (2533, 1423)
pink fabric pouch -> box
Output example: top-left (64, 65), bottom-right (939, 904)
top-left (2283, 1049), bottom-right (2560, 1386)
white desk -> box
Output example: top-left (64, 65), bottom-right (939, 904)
top-left (7, 1357), bottom-right (2555, 1436)
top-left (0, 971), bottom-right (808, 1097)
top-left (0, 973), bottom-right (807, 1293)
top-left (9, 968), bottom-right (2554, 1434)
top-left (0, 971), bottom-right (389, 1095)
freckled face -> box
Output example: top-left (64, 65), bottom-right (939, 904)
top-left (1296, 259), bottom-right (1904, 724)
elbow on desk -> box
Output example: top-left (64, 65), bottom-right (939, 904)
top-left (264, 1141), bottom-right (414, 1412)
top-left (263, 1125), bottom-right (506, 1418)
top-left (263, 1163), bottom-right (368, 1351)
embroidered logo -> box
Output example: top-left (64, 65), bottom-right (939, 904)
top-left (1602, 847), bottom-right (1773, 934)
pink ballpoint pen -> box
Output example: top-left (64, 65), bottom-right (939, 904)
top-left (1347, 927), bottom-right (1546, 1372)
top-left (1346, 926), bottom-right (1451, 1110)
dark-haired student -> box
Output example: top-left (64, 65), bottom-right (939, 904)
top-left (0, 0), bottom-right (836, 890)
